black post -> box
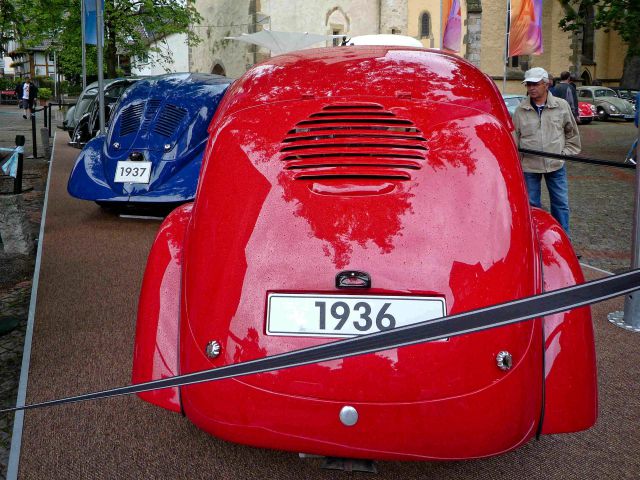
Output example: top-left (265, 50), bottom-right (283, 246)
top-left (14, 135), bottom-right (25, 194)
top-left (31, 111), bottom-right (38, 158)
top-left (43, 105), bottom-right (48, 128)
top-left (48, 104), bottom-right (52, 137)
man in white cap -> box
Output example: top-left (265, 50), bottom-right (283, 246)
top-left (513, 66), bottom-right (581, 237)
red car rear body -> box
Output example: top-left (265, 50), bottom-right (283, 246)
top-left (578, 101), bottom-right (595, 124)
top-left (132, 47), bottom-right (597, 461)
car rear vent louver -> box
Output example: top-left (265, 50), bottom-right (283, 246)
top-left (139, 99), bottom-right (163, 133)
top-left (153, 104), bottom-right (187, 137)
top-left (119, 103), bottom-right (144, 137)
top-left (281, 103), bottom-right (427, 179)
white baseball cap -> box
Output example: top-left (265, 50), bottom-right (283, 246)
top-left (522, 67), bottom-right (549, 83)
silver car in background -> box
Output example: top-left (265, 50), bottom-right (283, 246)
top-left (577, 86), bottom-right (635, 121)
top-left (502, 94), bottom-right (526, 118)
top-left (62, 78), bottom-right (139, 137)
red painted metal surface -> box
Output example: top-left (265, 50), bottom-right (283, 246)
top-left (131, 203), bottom-right (193, 412)
top-left (578, 102), bottom-right (595, 124)
top-left (133, 47), bottom-right (595, 460)
top-left (532, 209), bottom-right (598, 434)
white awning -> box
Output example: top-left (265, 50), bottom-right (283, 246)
top-left (226, 29), bottom-right (343, 56)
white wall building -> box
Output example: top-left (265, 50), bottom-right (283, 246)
top-left (190, 0), bottom-right (422, 78)
top-left (131, 33), bottom-right (190, 76)
top-left (1, 56), bottom-right (14, 76)
top-left (5, 40), bottom-right (58, 79)
top-left (130, 1), bottom-right (454, 80)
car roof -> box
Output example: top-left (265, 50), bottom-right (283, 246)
top-left (346, 34), bottom-right (424, 47)
top-left (218, 46), bottom-right (511, 126)
top-left (578, 86), bottom-right (614, 91)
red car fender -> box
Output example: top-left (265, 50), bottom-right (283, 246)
top-left (131, 202), bottom-right (194, 413)
top-left (532, 208), bottom-right (598, 434)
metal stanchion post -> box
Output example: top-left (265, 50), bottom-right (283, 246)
top-left (30, 111), bottom-right (38, 158)
top-left (43, 105), bottom-right (48, 128)
top-left (609, 93), bottom-right (640, 332)
top-left (48, 104), bottom-right (52, 137)
top-left (13, 135), bottom-right (25, 194)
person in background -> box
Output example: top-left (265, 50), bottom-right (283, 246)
top-left (553, 71), bottom-right (579, 120)
top-left (513, 67), bottom-right (581, 237)
top-left (548, 73), bottom-right (558, 96)
top-left (15, 76), bottom-right (38, 119)
top-left (626, 92), bottom-right (639, 165)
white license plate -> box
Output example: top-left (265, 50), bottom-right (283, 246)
top-left (114, 161), bottom-right (152, 183)
top-left (267, 293), bottom-right (446, 337)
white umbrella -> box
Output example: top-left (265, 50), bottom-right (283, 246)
top-left (226, 29), bottom-right (343, 55)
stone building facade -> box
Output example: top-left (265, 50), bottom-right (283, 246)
top-left (188, 0), bottom-right (628, 90)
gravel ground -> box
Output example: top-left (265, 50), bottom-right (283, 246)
top-left (0, 104), bottom-right (637, 478)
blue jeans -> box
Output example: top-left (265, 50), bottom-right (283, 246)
top-left (523, 165), bottom-right (570, 237)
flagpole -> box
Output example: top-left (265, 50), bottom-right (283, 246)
top-left (440, 0), bottom-right (443, 49)
top-left (503, 0), bottom-right (510, 93)
top-left (96, 0), bottom-right (105, 135)
top-left (81, 0), bottom-right (86, 90)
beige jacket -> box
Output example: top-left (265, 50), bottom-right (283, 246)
top-left (513, 92), bottom-right (581, 173)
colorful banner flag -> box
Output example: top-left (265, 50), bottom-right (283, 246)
top-left (84, 0), bottom-right (104, 45)
top-left (509, 0), bottom-right (543, 57)
top-left (442, 0), bottom-right (462, 52)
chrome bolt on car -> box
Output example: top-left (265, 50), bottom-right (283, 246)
top-left (339, 406), bottom-right (359, 426)
top-left (496, 351), bottom-right (513, 371)
top-left (205, 341), bottom-right (222, 359)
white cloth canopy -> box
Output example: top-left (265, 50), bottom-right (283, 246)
top-left (225, 29), bottom-right (343, 55)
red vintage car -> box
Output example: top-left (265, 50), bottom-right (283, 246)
top-left (132, 46), bottom-right (596, 461)
top-left (578, 101), bottom-right (596, 124)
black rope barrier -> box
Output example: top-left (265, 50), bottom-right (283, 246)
top-left (519, 147), bottom-right (635, 169)
top-left (2, 268), bottom-right (640, 414)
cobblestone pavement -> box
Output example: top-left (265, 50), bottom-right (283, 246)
top-left (0, 102), bottom-right (637, 478)
top-left (559, 120), bottom-right (637, 274)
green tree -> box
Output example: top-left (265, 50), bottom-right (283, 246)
top-left (6, 0), bottom-right (202, 79)
top-left (0, 0), bottom-right (22, 55)
top-left (102, 0), bottom-right (202, 77)
top-left (559, 0), bottom-right (640, 88)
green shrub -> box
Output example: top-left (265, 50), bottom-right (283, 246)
top-left (67, 83), bottom-right (84, 96)
top-left (38, 87), bottom-right (52, 100)
top-left (33, 75), bottom-right (54, 89)
top-left (59, 80), bottom-right (70, 94)
top-left (0, 78), bottom-right (18, 90)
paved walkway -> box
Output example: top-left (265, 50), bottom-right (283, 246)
top-left (0, 103), bottom-right (65, 160)
top-left (3, 125), bottom-right (639, 479)
top-left (0, 104), bottom-right (638, 478)
top-left (0, 102), bottom-right (63, 477)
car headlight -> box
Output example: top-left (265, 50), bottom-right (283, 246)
top-left (609, 104), bottom-right (618, 112)
top-left (590, 105), bottom-right (597, 113)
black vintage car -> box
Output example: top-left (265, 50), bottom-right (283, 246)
top-left (64, 78), bottom-right (139, 140)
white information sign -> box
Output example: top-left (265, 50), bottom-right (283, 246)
top-left (114, 161), bottom-right (152, 184)
top-left (267, 293), bottom-right (446, 337)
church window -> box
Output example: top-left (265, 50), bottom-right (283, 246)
top-left (420, 12), bottom-right (431, 38)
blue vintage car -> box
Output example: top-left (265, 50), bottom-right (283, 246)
top-left (67, 73), bottom-right (232, 208)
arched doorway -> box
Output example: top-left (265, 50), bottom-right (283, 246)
top-left (211, 63), bottom-right (226, 76)
top-left (581, 70), bottom-right (592, 86)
